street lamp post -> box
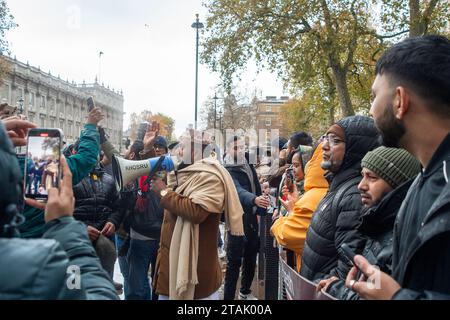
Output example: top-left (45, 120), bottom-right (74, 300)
top-left (18, 97), bottom-right (24, 115)
top-left (16, 97), bottom-right (25, 154)
top-left (218, 109), bottom-right (223, 133)
top-left (98, 51), bottom-right (104, 84)
top-left (191, 14), bottom-right (204, 130)
top-left (213, 93), bottom-right (218, 130)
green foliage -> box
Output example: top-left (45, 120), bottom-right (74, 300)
top-left (202, 0), bottom-right (449, 128)
top-left (0, 0), bottom-right (17, 54)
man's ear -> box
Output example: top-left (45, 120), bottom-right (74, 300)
top-left (130, 151), bottom-right (136, 160)
top-left (394, 86), bottom-right (410, 120)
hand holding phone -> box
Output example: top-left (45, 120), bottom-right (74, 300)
top-left (86, 106), bottom-right (104, 126)
top-left (87, 97), bottom-right (95, 112)
top-left (340, 243), bottom-right (363, 274)
top-left (285, 168), bottom-right (294, 193)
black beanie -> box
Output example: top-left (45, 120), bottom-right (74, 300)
top-left (361, 147), bottom-right (421, 189)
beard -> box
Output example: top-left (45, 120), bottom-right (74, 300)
top-left (320, 158), bottom-right (343, 173)
top-left (376, 103), bottom-right (406, 148)
top-left (321, 160), bottom-right (332, 171)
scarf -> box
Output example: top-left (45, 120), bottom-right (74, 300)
top-left (169, 156), bottom-right (244, 300)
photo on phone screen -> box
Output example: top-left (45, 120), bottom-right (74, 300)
top-left (24, 129), bottom-right (62, 201)
top-left (285, 168), bottom-right (294, 193)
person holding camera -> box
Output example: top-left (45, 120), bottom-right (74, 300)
top-left (271, 144), bottom-right (328, 273)
top-left (345, 35), bottom-right (450, 300)
top-left (316, 147), bottom-right (420, 299)
top-left (0, 120), bottom-right (117, 299)
top-left (19, 107), bottom-right (104, 239)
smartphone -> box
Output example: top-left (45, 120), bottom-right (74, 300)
top-left (24, 128), bottom-right (63, 202)
top-left (285, 168), bottom-right (294, 193)
top-left (87, 97), bottom-right (95, 112)
top-left (340, 243), bottom-right (362, 270)
top-left (136, 121), bottom-right (149, 141)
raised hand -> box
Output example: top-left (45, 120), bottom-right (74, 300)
top-left (87, 107), bottom-right (104, 126)
top-left (143, 120), bottom-right (160, 151)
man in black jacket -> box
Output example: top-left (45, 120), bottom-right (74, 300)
top-left (346, 35), bottom-right (450, 300)
top-left (72, 137), bottom-right (123, 280)
top-left (300, 115), bottom-right (379, 281)
top-left (317, 147), bottom-right (420, 299)
top-left (224, 135), bottom-right (269, 300)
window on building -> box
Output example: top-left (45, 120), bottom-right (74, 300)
top-left (40, 117), bottom-right (45, 127)
top-left (50, 119), bottom-right (55, 128)
top-left (29, 92), bottom-right (35, 109)
top-left (265, 119), bottom-right (272, 126)
top-left (0, 85), bottom-right (9, 103)
top-left (41, 96), bottom-right (46, 108)
top-left (266, 106), bottom-right (272, 112)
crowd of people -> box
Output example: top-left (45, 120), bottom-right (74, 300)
top-left (0, 35), bottom-right (449, 300)
top-left (25, 155), bottom-right (60, 195)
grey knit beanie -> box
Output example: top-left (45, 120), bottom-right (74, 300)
top-left (361, 147), bottom-right (421, 189)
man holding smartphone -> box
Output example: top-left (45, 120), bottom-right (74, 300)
top-left (20, 106), bottom-right (104, 238)
top-left (316, 147), bottom-right (420, 298)
top-left (346, 35), bottom-right (450, 300)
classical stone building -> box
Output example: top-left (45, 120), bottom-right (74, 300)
top-left (0, 55), bottom-right (124, 149)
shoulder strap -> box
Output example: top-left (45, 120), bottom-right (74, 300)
top-left (331, 176), bottom-right (361, 215)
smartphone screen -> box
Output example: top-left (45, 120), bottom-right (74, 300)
top-left (285, 168), bottom-right (294, 193)
top-left (24, 129), bottom-right (63, 201)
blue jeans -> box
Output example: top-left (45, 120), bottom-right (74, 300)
top-left (127, 238), bottom-right (159, 300)
top-left (115, 235), bottom-right (130, 299)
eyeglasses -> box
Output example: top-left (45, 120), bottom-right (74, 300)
top-left (320, 134), bottom-right (345, 147)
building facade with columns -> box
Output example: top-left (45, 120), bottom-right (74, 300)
top-left (0, 55), bottom-right (124, 150)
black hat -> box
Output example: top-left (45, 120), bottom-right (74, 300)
top-left (154, 136), bottom-right (168, 152)
top-left (362, 147), bottom-right (421, 189)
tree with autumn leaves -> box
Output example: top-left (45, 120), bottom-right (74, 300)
top-left (0, 0), bottom-right (17, 84)
top-left (128, 110), bottom-right (175, 142)
top-left (201, 0), bottom-right (449, 136)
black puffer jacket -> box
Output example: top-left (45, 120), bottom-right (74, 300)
top-left (73, 164), bottom-right (122, 231)
top-left (327, 180), bottom-right (412, 299)
top-left (300, 116), bottom-right (379, 281)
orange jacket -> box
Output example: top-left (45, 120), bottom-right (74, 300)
top-left (271, 143), bottom-right (329, 272)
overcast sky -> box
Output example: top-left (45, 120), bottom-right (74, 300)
top-left (6, 0), bottom-right (286, 137)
